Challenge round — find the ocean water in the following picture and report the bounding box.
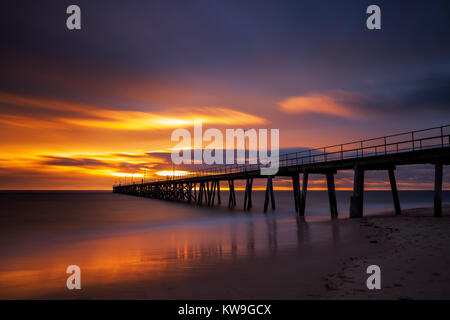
[0,190,448,298]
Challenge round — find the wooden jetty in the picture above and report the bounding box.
[113,125,450,218]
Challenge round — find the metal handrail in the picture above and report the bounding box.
[115,124,450,186]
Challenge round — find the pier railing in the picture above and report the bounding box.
[116,124,450,185]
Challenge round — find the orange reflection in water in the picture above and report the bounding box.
[0,232,169,299]
[0,215,290,299]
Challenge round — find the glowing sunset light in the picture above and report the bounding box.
[61,107,266,130]
[110,172,144,178]
[156,170,190,177]
[0,92,267,131]
[279,92,362,119]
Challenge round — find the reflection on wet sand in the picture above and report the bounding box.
[0,211,345,299]
[266,214,278,255]
[296,216,311,245]
[331,220,341,244]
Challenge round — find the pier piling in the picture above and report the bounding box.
[299,171,308,217]
[350,166,365,218]
[292,174,301,213]
[326,172,338,219]
[435,162,443,217]
[388,168,401,215]
[264,176,276,212]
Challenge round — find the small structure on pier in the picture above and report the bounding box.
[113,125,450,219]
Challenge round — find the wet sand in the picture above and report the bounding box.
[34,209,450,299]
[323,207,450,299]
[100,207,450,300]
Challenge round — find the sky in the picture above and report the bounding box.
[0,0,449,190]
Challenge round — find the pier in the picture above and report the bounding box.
[113,125,450,218]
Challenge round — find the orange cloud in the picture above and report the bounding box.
[62,107,266,130]
[278,91,363,119]
[0,92,267,130]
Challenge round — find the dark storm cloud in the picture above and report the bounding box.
[403,74,450,112]
[333,74,450,116]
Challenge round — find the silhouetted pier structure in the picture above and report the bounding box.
[113,125,450,218]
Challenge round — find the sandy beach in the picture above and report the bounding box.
[322,207,450,299]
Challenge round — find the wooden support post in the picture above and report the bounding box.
[264,177,270,212]
[173,183,176,200]
[232,181,236,207]
[213,180,217,206]
[435,162,443,217]
[208,180,213,206]
[270,176,275,210]
[299,171,308,216]
[248,178,253,210]
[228,180,236,208]
[198,181,203,205]
[217,181,221,205]
[228,180,232,208]
[174,184,178,200]
[326,172,338,219]
[350,166,364,218]
[205,181,210,205]
[264,176,276,212]
[292,174,300,213]
[244,179,249,211]
[194,183,197,203]
[210,180,216,207]
[243,178,253,211]
[197,182,201,204]
[388,168,401,215]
